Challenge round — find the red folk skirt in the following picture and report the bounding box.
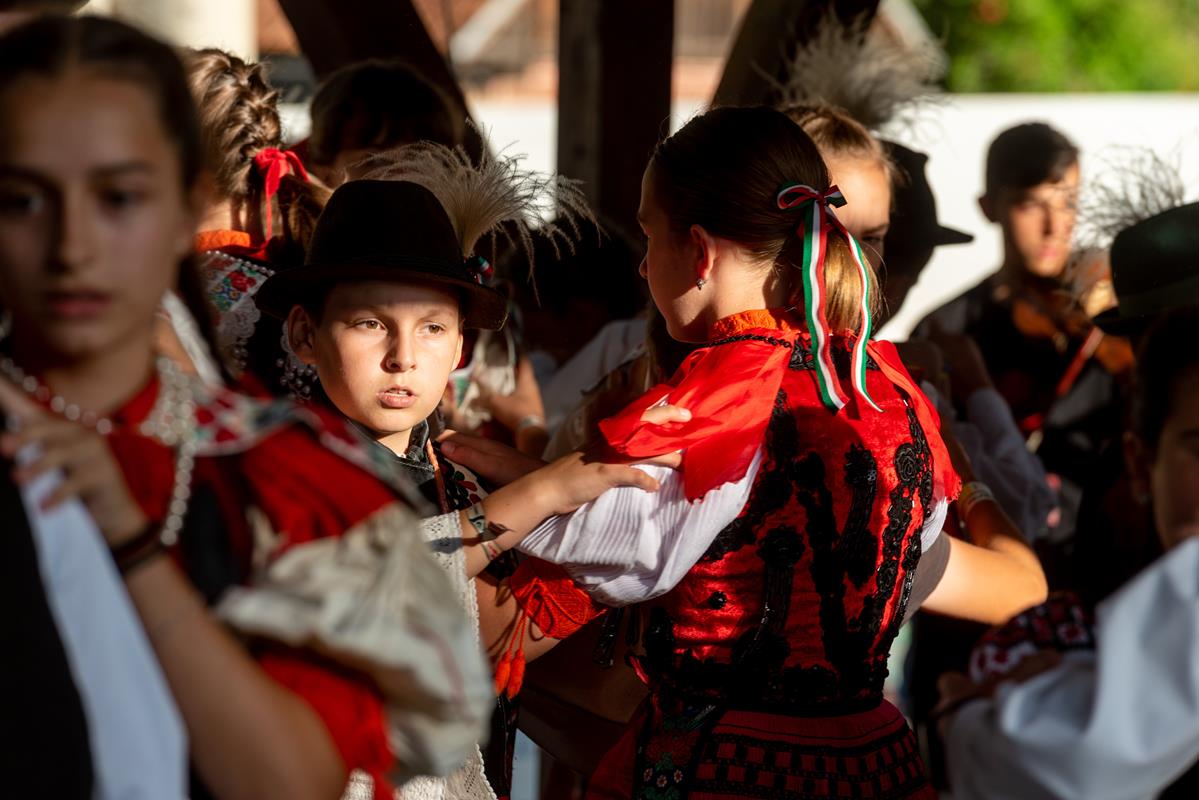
[587,696,934,800]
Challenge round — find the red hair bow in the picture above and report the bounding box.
[253,147,310,239]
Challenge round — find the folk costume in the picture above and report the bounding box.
[1068,198,1199,610]
[0,347,494,800]
[509,185,959,798]
[253,147,593,800]
[947,538,1199,800]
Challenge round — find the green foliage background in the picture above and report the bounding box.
[913,0,1199,91]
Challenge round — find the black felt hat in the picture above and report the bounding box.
[883,141,973,260]
[1093,202,1199,337]
[255,180,508,329]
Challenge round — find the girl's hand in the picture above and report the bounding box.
[514,450,662,518]
[639,403,691,427]
[438,429,546,487]
[0,378,148,546]
[628,403,689,469]
[574,403,691,469]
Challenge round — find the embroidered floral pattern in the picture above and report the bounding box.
[201,251,275,372]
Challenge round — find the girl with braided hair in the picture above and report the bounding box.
[183,48,329,386]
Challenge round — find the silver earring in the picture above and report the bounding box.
[696,278,708,290]
[277,323,317,400]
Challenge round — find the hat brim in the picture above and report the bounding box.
[1092,305,1150,338]
[931,225,974,246]
[255,261,509,330]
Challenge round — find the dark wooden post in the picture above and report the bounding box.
[557,0,675,234]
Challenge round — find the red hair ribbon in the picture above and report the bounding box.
[253,147,309,239]
[776,182,880,413]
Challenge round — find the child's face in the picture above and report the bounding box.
[1150,369,1199,551]
[0,71,195,367]
[288,280,463,449]
[990,163,1080,280]
[824,154,892,270]
[637,164,709,343]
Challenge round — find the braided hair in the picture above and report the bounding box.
[185,48,326,264]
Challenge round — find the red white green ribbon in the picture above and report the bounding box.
[776,182,881,413]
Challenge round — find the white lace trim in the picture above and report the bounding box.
[200,250,275,374]
[342,511,498,800]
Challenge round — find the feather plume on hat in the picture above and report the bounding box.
[1065,146,1189,320]
[774,10,944,132]
[355,135,594,283]
[1073,146,1187,252]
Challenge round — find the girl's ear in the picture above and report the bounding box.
[452,327,465,371]
[285,306,319,366]
[689,224,718,284]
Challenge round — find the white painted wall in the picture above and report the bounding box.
[82,0,257,59]
[873,94,1199,339]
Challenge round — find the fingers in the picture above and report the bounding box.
[37,472,92,511]
[440,430,546,486]
[0,416,85,459]
[11,432,102,488]
[440,430,520,461]
[0,376,44,422]
[637,451,683,469]
[601,463,660,493]
[640,404,692,426]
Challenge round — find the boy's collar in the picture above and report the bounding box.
[348,418,431,464]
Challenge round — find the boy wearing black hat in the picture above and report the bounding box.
[253,155,660,799]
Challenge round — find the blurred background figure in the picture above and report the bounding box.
[305,58,466,184]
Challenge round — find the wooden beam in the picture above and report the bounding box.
[557,0,674,234]
[713,0,879,107]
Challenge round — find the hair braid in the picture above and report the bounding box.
[185,48,326,264]
[186,48,281,203]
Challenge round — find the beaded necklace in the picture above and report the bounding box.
[0,354,197,546]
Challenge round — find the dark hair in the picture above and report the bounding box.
[504,214,647,321]
[651,105,876,330]
[0,15,226,378]
[1134,305,1199,451]
[984,122,1079,198]
[308,59,464,166]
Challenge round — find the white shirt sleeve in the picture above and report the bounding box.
[945,536,1199,800]
[520,446,947,608]
[517,449,764,606]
